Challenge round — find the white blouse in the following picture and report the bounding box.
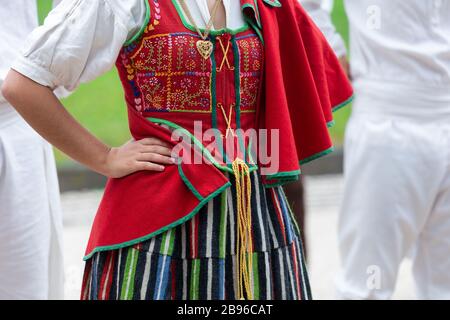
[0,0,39,105]
[12,0,246,93]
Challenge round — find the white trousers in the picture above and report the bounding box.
[336,93,450,300]
[0,105,64,300]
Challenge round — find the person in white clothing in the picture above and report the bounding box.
[302,0,450,299]
[0,1,64,300]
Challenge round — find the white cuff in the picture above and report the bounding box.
[11,55,58,89]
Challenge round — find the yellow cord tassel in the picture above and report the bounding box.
[232,158,253,300]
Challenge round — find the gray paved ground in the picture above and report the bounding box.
[61,175,415,300]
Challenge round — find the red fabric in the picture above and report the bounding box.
[84,0,353,258]
[85,107,230,258]
[254,0,353,178]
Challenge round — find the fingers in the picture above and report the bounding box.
[137,152,175,165]
[127,138,178,174]
[138,137,171,148]
[135,138,173,157]
[139,145,173,157]
[135,161,165,172]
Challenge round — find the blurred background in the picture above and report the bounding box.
[36,0,415,300]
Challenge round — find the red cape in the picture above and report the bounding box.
[84,0,353,259]
[245,0,353,185]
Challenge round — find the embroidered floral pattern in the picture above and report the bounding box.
[236,35,263,112]
[123,32,212,113]
[121,0,163,112]
[119,0,263,114]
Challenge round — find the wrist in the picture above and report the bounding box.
[96,145,114,177]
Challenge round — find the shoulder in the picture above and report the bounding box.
[103,0,147,21]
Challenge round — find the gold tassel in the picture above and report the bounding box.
[232,158,253,300]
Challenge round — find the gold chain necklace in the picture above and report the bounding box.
[179,0,223,59]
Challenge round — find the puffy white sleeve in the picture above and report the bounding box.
[299,0,347,58]
[12,0,148,92]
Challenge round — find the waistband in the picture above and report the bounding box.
[353,79,450,119]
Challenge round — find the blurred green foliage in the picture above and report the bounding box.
[37,0,52,24]
[329,0,351,145]
[37,0,351,166]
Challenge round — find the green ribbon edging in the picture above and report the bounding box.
[148,117,234,173]
[299,146,335,165]
[327,120,336,128]
[83,180,231,260]
[172,0,249,35]
[332,95,354,113]
[265,169,301,180]
[292,95,354,168]
[177,161,204,201]
[264,176,300,189]
[148,117,258,173]
[242,3,264,42]
[262,94,353,186]
[123,0,151,47]
[262,0,282,7]
[263,170,301,189]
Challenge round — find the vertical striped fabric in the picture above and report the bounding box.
[81,172,311,300]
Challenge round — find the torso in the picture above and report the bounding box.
[206,0,226,30]
[345,0,450,88]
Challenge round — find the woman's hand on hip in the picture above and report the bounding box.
[104,138,176,178]
[2,70,176,179]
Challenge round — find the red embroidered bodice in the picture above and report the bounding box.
[85,0,353,274]
[116,0,264,167]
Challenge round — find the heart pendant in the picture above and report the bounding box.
[196,40,213,60]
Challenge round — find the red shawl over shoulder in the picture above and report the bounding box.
[245,0,353,185]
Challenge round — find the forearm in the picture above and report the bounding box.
[2,70,110,175]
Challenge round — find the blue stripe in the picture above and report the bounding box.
[153,255,171,300]
[90,256,100,299]
[171,32,202,38]
[218,260,225,299]
[235,34,258,40]
[276,188,294,243]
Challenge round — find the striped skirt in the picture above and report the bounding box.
[81,171,311,300]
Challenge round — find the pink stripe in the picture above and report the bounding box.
[80,262,93,300]
[291,242,302,299]
[271,189,287,243]
[100,251,116,300]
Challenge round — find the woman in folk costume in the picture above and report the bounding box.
[0,0,64,300]
[3,0,352,300]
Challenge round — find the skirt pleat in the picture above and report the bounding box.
[81,171,311,300]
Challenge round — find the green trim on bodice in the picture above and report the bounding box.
[123,0,151,47]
